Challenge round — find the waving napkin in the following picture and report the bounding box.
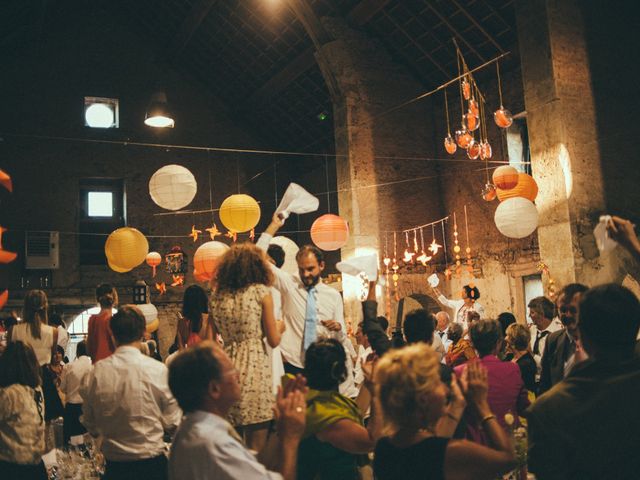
[276,183,319,220]
[336,254,378,280]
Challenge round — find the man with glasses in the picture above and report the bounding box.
[538,283,588,395]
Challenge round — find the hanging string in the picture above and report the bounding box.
[496,61,504,107]
[444,89,451,135]
[420,227,425,252]
[325,155,331,213]
[441,220,449,267]
[401,216,450,233]
[393,231,397,260]
[464,205,471,249]
[413,230,419,251]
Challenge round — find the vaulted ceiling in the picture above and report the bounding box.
[1,0,517,152]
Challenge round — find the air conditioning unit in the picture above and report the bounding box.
[25,231,60,269]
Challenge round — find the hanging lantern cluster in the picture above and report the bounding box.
[491,166,540,239]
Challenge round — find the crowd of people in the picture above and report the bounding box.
[0,213,639,480]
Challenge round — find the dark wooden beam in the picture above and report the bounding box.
[245,0,391,107]
[167,0,219,58]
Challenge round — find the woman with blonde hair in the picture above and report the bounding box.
[209,242,285,451]
[87,283,118,363]
[373,344,515,480]
[504,323,536,393]
[9,290,63,421]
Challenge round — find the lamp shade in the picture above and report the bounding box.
[492,166,519,190]
[136,303,158,326]
[494,197,539,239]
[310,214,349,251]
[496,173,538,202]
[193,241,229,281]
[105,227,149,271]
[149,164,197,211]
[219,194,261,233]
[144,91,174,128]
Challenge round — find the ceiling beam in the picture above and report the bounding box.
[450,0,505,53]
[245,0,391,107]
[167,0,219,58]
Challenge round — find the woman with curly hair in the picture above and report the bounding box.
[373,344,515,480]
[209,242,285,451]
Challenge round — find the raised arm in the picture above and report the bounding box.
[362,280,391,357]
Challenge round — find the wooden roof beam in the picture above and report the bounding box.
[167,0,219,58]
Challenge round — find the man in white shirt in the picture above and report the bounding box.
[433,285,485,332]
[60,340,92,443]
[81,306,181,480]
[256,213,358,398]
[435,311,453,356]
[168,341,306,480]
[527,296,563,384]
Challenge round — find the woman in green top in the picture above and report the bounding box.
[297,338,377,480]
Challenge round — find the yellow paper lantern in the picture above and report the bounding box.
[494,197,539,238]
[310,214,349,251]
[496,173,538,202]
[108,260,131,273]
[219,194,261,233]
[145,318,159,333]
[193,241,229,281]
[105,227,149,271]
[149,164,197,211]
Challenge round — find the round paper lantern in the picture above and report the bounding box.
[193,241,229,281]
[193,268,210,283]
[310,214,349,251]
[149,164,197,211]
[494,197,539,239]
[496,173,538,202]
[137,303,158,326]
[219,194,261,233]
[146,252,162,276]
[492,166,519,190]
[145,318,159,333]
[108,260,131,273]
[105,227,149,271]
[270,236,300,275]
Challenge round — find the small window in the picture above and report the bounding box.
[88,191,113,217]
[506,116,531,175]
[84,96,119,128]
[523,273,544,323]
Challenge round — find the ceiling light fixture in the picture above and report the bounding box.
[144,91,175,128]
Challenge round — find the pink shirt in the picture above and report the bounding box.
[455,355,530,444]
[87,310,115,364]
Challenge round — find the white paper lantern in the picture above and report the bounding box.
[494,197,539,239]
[149,164,197,211]
[269,236,299,276]
[136,303,158,326]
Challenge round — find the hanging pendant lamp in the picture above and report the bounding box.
[144,91,175,128]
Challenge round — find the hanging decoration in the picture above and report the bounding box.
[463,205,474,276]
[165,246,187,285]
[383,233,392,319]
[441,220,451,280]
[494,197,539,239]
[537,262,558,298]
[493,62,513,128]
[496,173,538,202]
[155,282,167,295]
[310,214,349,251]
[219,194,261,233]
[416,228,432,266]
[481,183,497,202]
[443,90,457,155]
[193,241,229,282]
[225,230,238,241]
[145,252,162,277]
[0,290,8,310]
[148,164,197,211]
[452,213,462,277]
[403,231,415,263]
[205,224,221,240]
[249,228,255,241]
[428,223,442,256]
[188,225,202,242]
[105,227,149,273]
[0,227,17,264]
[0,169,13,192]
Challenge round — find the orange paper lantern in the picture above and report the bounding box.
[193,241,229,281]
[496,173,538,202]
[146,252,162,277]
[310,214,349,251]
[0,290,8,310]
[492,166,520,190]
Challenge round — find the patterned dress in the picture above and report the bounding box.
[210,284,273,426]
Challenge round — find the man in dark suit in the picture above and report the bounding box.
[537,283,588,394]
[527,283,640,480]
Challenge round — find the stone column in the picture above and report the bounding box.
[516,0,627,287]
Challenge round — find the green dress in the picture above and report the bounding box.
[297,389,364,480]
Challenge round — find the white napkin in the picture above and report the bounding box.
[337,254,378,280]
[594,215,618,252]
[427,273,440,287]
[275,183,319,220]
